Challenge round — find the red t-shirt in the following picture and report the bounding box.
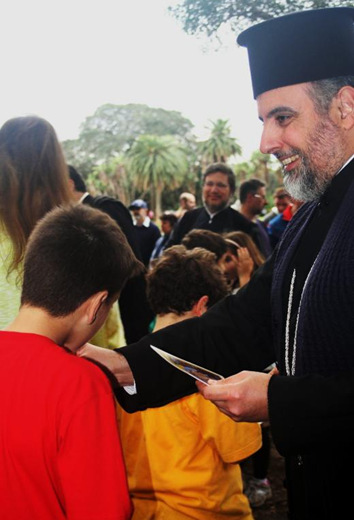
[0,331,132,520]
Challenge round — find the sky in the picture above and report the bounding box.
[1,0,263,161]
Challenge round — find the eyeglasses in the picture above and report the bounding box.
[204,181,229,189]
[253,193,266,200]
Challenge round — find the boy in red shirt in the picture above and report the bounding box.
[0,204,143,520]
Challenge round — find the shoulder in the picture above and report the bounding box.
[178,207,204,226]
[47,344,113,399]
[226,207,255,229]
[87,195,128,214]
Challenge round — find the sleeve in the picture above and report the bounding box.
[115,254,276,412]
[57,374,132,520]
[192,396,262,463]
[268,372,354,456]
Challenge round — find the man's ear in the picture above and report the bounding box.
[334,86,354,129]
[193,295,209,317]
[86,291,109,325]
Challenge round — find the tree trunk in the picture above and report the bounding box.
[155,184,163,220]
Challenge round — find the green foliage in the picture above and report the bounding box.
[62,103,195,174]
[127,134,190,216]
[169,0,352,37]
[198,119,242,164]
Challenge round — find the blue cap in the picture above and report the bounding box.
[129,199,148,209]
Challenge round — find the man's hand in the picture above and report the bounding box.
[77,344,134,387]
[196,370,275,423]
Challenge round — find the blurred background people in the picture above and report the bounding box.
[129,199,160,266]
[150,211,178,263]
[0,116,71,329]
[168,163,260,249]
[239,179,272,258]
[267,198,303,248]
[263,187,291,225]
[223,231,265,293]
[174,191,196,219]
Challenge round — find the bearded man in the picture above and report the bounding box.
[79,8,354,519]
[167,162,262,252]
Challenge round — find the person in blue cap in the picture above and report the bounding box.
[80,8,354,519]
[129,199,161,266]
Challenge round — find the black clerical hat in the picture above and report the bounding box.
[237,7,354,98]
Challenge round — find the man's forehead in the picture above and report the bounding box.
[257,83,313,120]
[205,171,228,179]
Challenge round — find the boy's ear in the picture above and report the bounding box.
[193,295,209,317]
[86,291,109,325]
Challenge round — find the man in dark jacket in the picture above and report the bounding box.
[79,8,354,519]
[68,167,153,343]
[168,163,261,251]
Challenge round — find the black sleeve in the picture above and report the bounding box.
[268,371,354,456]
[115,254,276,412]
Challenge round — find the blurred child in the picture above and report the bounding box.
[0,204,144,519]
[117,245,261,519]
[223,231,265,293]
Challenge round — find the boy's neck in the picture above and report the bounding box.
[154,311,196,332]
[6,306,74,351]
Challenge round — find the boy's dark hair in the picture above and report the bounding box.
[21,204,144,316]
[146,245,228,315]
[68,164,87,192]
[203,163,236,194]
[182,229,227,261]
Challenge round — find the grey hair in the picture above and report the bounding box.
[307,76,354,115]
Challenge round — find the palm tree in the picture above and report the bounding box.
[127,135,189,217]
[198,119,242,165]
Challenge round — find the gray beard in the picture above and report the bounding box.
[283,159,333,202]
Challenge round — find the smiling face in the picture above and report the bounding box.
[257,83,348,201]
[203,172,232,213]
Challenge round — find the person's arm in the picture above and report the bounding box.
[80,254,275,412]
[197,368,354,459]
[78,344,135,386]
[116,255,275,412]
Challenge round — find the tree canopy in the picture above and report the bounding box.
[62,103,194,175]
[198,119,242,164]
[169,0,352,37]
[127,134,190,217]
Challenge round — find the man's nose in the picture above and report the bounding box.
[259,124,282,155]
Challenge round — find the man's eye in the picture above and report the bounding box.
[276,115,291,125]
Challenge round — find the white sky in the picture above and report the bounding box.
[1,0,262,161]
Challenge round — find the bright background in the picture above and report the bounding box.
[1,0,262,160]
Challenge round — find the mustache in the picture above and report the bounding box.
[273,149,301,161]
